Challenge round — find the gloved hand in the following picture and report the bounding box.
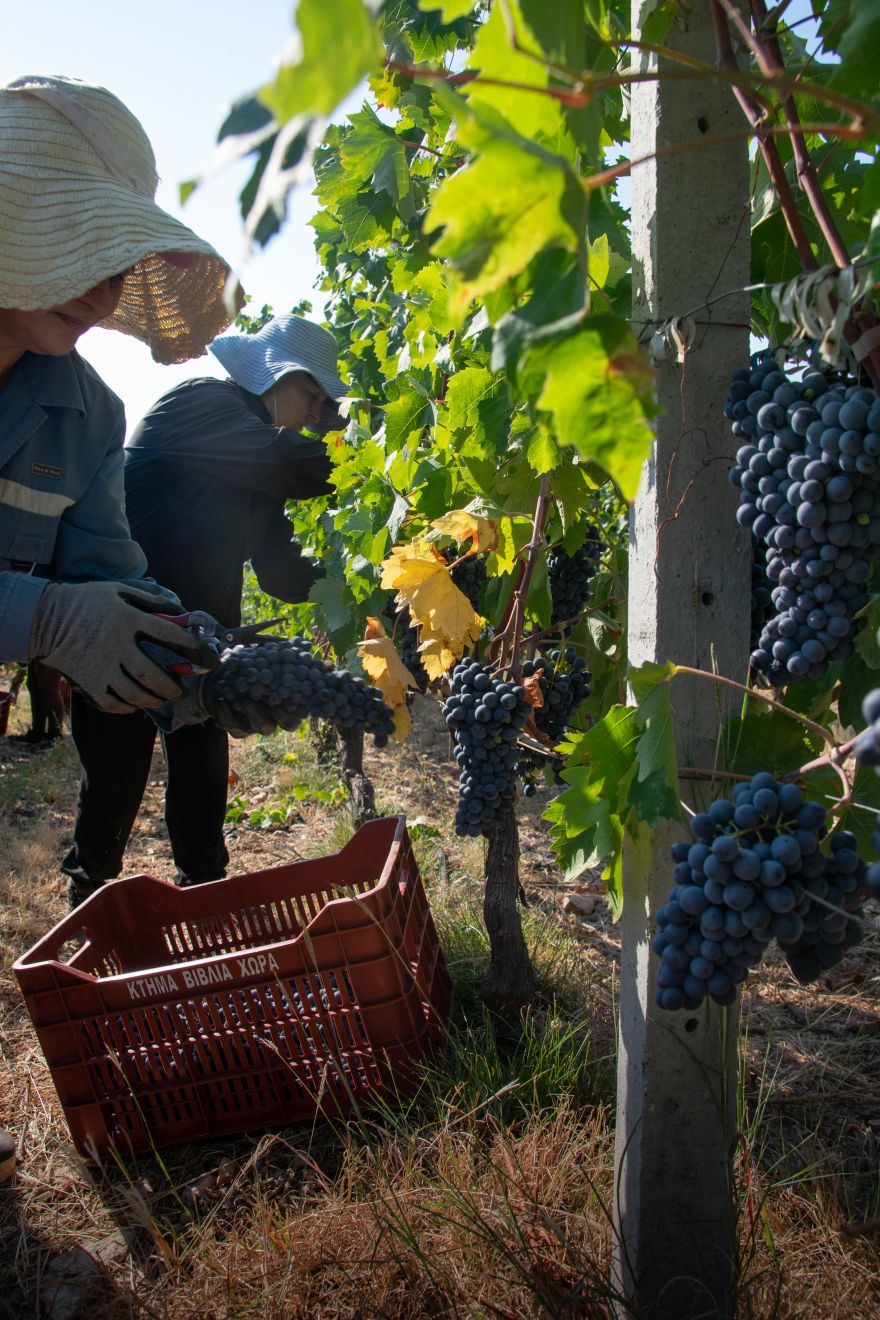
[29,581,219,714]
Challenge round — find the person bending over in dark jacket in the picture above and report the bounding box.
[61,315,345,893]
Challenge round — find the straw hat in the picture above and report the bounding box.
[0,74,243,364]
[209,315,347,400]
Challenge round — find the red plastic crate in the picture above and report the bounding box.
[14,817,451,1157]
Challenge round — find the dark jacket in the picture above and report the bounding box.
[0,351,171,662]
[124,377,332,627]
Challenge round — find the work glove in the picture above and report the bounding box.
[29,581,219,714]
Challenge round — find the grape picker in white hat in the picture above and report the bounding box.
[0,73,241,749]
[61,313,347,895]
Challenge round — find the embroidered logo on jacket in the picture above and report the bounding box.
[32,462,65,479]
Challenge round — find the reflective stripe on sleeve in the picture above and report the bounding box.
[0,478,75,518]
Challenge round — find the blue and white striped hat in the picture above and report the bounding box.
[208,314,346,401]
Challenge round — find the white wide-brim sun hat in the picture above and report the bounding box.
[0,74,243,364]
[209,315,347,431]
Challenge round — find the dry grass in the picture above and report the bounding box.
[0,690,879,1317]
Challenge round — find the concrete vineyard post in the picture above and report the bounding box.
[613,1,751,1314]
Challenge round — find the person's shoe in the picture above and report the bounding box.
[8,730,54,749]
[67,877,104,912]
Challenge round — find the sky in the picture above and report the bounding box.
[2,0,335,431]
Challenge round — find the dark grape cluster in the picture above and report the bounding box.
[853,686,880,898]
[654,773,866,1011]
[548,530,603,627]
[442,661,530,836]
[727,358,880,684]
[750,540,773,650]
[442,548,487,612]
[203,636,395,745]
[521,647,592,746]
[776,830,866,983]
[397,607,429,693]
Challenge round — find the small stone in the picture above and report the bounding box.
[41,1248,104,1320]
[562,893,596,918]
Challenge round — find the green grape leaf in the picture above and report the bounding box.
[310,577,358,651]
[549,462,596,534]
[465,0,572,147]
[426,89,587,321]
[261,0,383,122]
[526,425,560,475]
[384,384,436,450]
[638,0,680,44]
[546,697,679,903]
[839,765,880,859]
[417,0,477,20]
[628,659,677,703]
[631,682,681,823]
[831,0,880,100]
[723,704,826,780]
[520,316,658,500]
[837,651,877,732]
[445,366,498,432]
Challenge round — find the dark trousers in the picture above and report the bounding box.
[61,693,230,884]
[26,660,68,739]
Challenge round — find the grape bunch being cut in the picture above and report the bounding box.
[727,357,880,685]
[201,635,395,744]
[548,530,604,628]
[653,773,867,1011]
[442,661,530,837]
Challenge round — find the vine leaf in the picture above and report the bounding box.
[518,315,660,501]
[358,617,418,740]
[431,509,498,552]
[426,88,586,321]
[464,0,572,146]
[261,0,383,123]
[380,540,482,680]
[723,705,825,780]
[522,671,545,710]
[416,0,475,21]
[544,688,680,913]
[832,1,880,100]
[308,576,352,634]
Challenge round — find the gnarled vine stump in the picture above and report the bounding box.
[338,727,376,829]
[481,798,536,1015]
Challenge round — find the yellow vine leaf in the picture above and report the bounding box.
[431,509,498,554]
[380,540,482,677]
[357,616,417,741]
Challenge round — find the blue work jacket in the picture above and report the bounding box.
[0,350,173,661]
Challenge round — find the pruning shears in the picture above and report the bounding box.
[145,610,285,677]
